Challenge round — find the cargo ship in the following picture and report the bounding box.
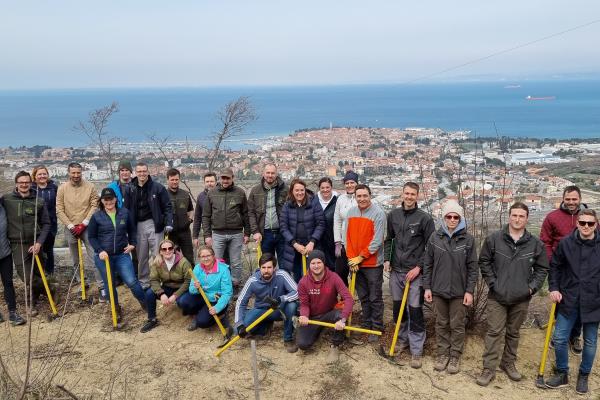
[525,95,556,101]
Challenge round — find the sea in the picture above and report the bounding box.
[0,80,599,147]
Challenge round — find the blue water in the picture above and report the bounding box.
[0,81,599,147]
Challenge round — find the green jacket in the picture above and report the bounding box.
[202,183,250,237]
[2,190,51,245]
[149,252,192,298]
[247,177,287,235]
[168,188,193,232]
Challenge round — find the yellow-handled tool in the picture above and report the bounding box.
[104,258,118,328]
[389,280,411,356]
[77,239,86,300]
[306,319,382,336]
[189,269,227,336]
[346,271,357,337]
[302,255,307,276]
[535,302,557,388]
[34,255,57,315]
[256,241,262,267]
[215,308,275,357]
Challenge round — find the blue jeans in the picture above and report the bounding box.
[144,286,177,320]
[554,309,599,374]
[94,253,146,307]
[261,229,285,262]
[211,232,244,284]
[243,302,298,342]
[177,292,229,328]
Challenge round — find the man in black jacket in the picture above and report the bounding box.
[166,168,194,264]
[127,162,173,287]
[476,202,549,386]
[192,172,217,248]
[545,209,600,395]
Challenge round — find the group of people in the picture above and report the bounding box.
[0,160,598,394]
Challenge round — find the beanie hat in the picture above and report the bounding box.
[343,170,359,183]
[441,200,465,221]
[118,160,133,173]
[307,250,326,265]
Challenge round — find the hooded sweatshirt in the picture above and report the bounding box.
[333,192,357,244]
[298,268,354,319]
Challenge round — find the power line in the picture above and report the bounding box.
[406,18,600,84]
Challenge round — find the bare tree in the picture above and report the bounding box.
[146,132,173,167]
[73,102,120,178]
[208,96,257,172]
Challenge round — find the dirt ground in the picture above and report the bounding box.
[1,256,598,400]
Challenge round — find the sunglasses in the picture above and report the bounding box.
[445,215,460,221]
[160,246,174,252]
[578,221,596,227]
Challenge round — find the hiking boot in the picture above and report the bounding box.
[326,345,340,364]
[29,306,39,318]
[367,334,379,344]
[348,334,367,346]
[447,356,460,374]
[394,341,409,354]
[476,368,495,386]
[500,362,522,381]
[576,372,589,394]
[570,337,583,356]
[187,320,198,331]
[140,319,159,333]
[285,340,298,353]
[433,355,450,372]
[9,311,26,326]
[410,355,422,369]
[546,371,569,389]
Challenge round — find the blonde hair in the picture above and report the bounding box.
[32,165,50,183]
[151,239,176,269]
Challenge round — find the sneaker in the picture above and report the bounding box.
[433,355,450,372]
[546,371,569,389]
[576,372,589,394]
[367,334,379,344]
[187,320,198,331]
[348,334,367,346]
[29,306,39,318]
[140,319,159,333]
[410,355,422,369]
[99,289,108,304]
[476,368,496,386]
[9,311,26,326]
[570,337,583,356]
[326,345,340,364]
[285,340,299,353]
[500,362,522,381]
[447,356,460,374]
[549,339,554,349]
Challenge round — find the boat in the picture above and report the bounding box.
[526,95,556,101]
[504,85,521,89]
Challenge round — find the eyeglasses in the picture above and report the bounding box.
[160,246,174,252]
[578,221,596,227]
[445,215,460,221]
[16,181,32,185]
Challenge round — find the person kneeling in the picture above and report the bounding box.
[296,250,353,363]
[177,246,232,332]
[140,239,192,333]
[235,253,299,352]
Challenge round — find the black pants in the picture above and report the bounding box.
[335,246,349,287]
[42,232,56,274]
[11,242,45,300]
[0,254,17,311]
[170,229,195,265]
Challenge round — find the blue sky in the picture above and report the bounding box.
[1,1,599,89]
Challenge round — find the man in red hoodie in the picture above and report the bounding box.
[296,250,354,363]
[540,185,585,355]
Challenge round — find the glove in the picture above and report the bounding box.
[265,296,280,310]
[164,226,174,234]
[71,224,86,238]
[237,324,248,338]
[335,242,343,258]
[348,255,365,267]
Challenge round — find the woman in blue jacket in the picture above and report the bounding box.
[88,188,146,327]
[177,245,233,332]
[32,165,58,275]
[280,179,325,282]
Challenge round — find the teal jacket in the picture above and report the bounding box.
[188,260,233,313]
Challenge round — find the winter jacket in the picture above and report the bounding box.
[87,207,137,256]
[280,196,326,272]
[422,220,478,299]
[248,177,287,235]
[192,189,208,239]
[32,180,58,235]
[127,176,173,233]
[202,183,250,237]
[0,203,11,259]
[2,190,50,245]
[333,192,357,244]
[107,180,132,209]
[298,268,354,319]
[149,252,192,299]
[234,268,298,326]
[540,203,587,260]
[312,193,338,269]
[344,203,386,267]
[479,225,549,305]
[549,230,600,323]
[384,203,435,273]
[188,260,233,313]
[168,188,193,232]
[56,180,98,226]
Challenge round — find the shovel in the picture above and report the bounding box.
[535,302,557,388]
[34,255,58,316]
